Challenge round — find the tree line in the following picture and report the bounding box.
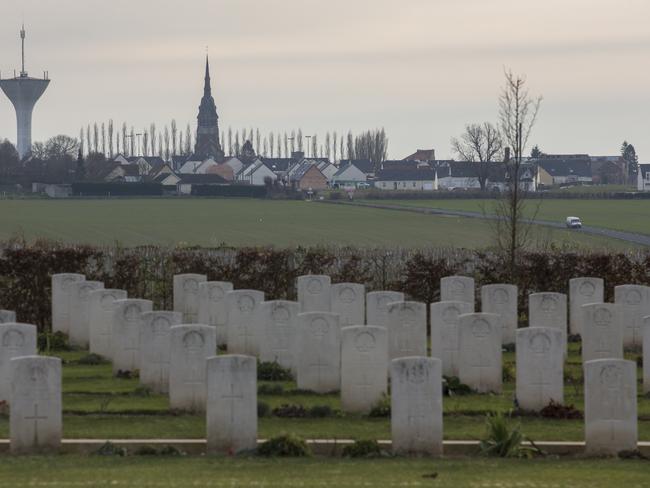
[77,120,388,164]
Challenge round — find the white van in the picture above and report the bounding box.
[566,216,583,229]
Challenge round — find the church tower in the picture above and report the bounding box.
[194,56,224,161]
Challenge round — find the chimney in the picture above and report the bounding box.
[292,151,305,161]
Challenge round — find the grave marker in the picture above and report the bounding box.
[569,278,604,336]
[0,322,37,402]
[481,284,518,344]
[296,312,341,393]
[386,301,427,360]
[581,303,623,363]
[173,274,207,323]
[51,273,85,334]
[614,285,650,348]
[225,290,265,356]
[0,310,16,323]
[88,289,127,358]
[331,283,365,327]
[111,299,153,374]
[297,275,331,313]
[440,276,475,307]
[139,311,183,394]
[259,300,300,372]
[458,313,502,393]
[430,301,473,377]
[198,281,234,346]
[366,291,405,328]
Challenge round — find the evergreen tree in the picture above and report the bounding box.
[75,149,86,181]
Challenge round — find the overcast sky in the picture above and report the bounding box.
[1,0,648,160]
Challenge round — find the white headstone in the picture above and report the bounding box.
[51,273,85,334]
[206,354,257,454]
[297,275,331,313]
[69,281,104,348]
[529,292,567,353]
[430,301,473,377]
[614,285,650,348]
[458,313,502,393]
[0,323,37,402]
[391,357,443,456]
[173,273,207,323]
[139,311,183,394]
[296,312,341,393]
[386,301,427,360]
[198,281,234,346]
[481,284,518,345]
[259,300,300,372]
[10,356,62,454]
[341,325,388,413]
[515,327,564,411]
[111,299,153,374]
[569,278,604,336]
[581,303,623,363]
[225,290,265,356]
[169,324,217,412]
[366,291,405,328]
[331,283,365,327]
[584,359,637,456]
[643,315,650,394]
[0,310,16,323]
[88,289,127,358]
[440,276,475,307]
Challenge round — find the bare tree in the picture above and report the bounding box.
[234,131,240,155]
[451,122,503,190]
[353,128,388,171]
[269,132,275,158]
[255,128,261,154]
[108,119,114,157]
[150,123,157,157]
[311,134,318,158]
[92,123,99,153]
[86,125,91,155]
[494,69,542,276]
[79,128,85,156]
[346,131,354,160]
[143,130,149,156]
[171,119,178,156]
[297,129,303,152]
[163,126,170,161]
[277,132,282,158]
[185,124,192,155]
[227,127,233,156]
[263,137,268,156]
[332,131,338,162]
[129,126,135,157]
[325,132,331,160]
[178,132,183,158]
[122,123,128,155]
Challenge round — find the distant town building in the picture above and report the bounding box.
[638,164,650,191]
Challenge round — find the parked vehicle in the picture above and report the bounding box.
[566,216,583,229]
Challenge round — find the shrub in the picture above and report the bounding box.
[272,404,307,418]
[367,394,391,418]
[159,445,184,456]
[95,441,126,457]
[77,353,108,365]
[308,405,335,418]
[257,434,311,457]
[502,363,515,382]
[134,445,158,456]
[257,361,293,381]
[38,331,71,352]
[342,440,383,458]
[443,376,473,396]
[479,412,541,458]
[539,400,583,420]
[257,402,271,418]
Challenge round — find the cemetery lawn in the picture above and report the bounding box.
[0,198,633,250]
[1,457,649,487]
[0,346,649,442]
[362,198,650,236]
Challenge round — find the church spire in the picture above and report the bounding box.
[204,55,211,96]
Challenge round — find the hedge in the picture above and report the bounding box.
[0,240,648,332]
[71,182,163,196]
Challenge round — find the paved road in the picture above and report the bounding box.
[325,200,650,247]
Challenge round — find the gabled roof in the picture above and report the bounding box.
[290,162,325,181]
[639,163,650,173]
[339,159,374,174]
[260,157,294,172]
[332,163,367,179]
[403,149,435,162]
[375,167,435,181]
[537,158,592,177]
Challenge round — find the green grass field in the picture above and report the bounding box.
[363,198,650,236]
[0,198,636,250]
[0,346,647,442]
[0,456,648,487]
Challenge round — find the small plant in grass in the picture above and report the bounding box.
[618,449,649,460]
[116,370,135,379]
[98,395,113,413]
[342,439,383,458]
[159,445,184,456]
[77,353,108,365]
[540,400,583,420]
[257,401,271,418]
[368,394,391,418]
[567,333,581,343]
[502,363,515,382]
[95,441,126,457]
[257,361,293,381]
[272,404,307,418]
[217,344,228,354]
[479,412,541,458]
[308,405,336,418]
[502,343,515,353]
[257,434,311,457]
[443,376,473,396]
[258,384,284,395]
[37,331,71,352]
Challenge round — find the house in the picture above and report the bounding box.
[331,162,368,189]
[590,156,626,185]
[154,172,181,187]
[436,161,481,190]
[207,162,235,182]
[315,160,337,181]
[176,173,228,195]
[148,160,175,180]
[638,164,650,191]
[236,159,277,186]
[221,157,245,175]
[289,161,328,191]
[171,155,190,172]
[260,157,294,177]
[113,154,129,165]
[403,149,436,162]
[374,167,436,191]
[535,158,592,186]
[127,156,166,176]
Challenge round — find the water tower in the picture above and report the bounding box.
[0,25,50,159]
